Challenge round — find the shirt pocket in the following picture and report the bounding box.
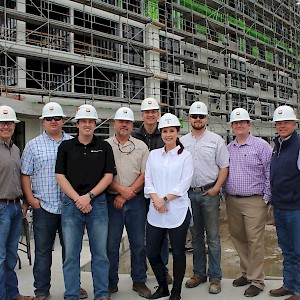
[200,143,216,160]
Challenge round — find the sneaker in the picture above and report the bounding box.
[269,286,294,297]
[109,284,118,294]
[80,287,88,299]
[233,276,250,287]
[133,282,152,298]
[166,272,173,285]
[185,274,207,288]
[209,280,221,294]
[244,285,263,297]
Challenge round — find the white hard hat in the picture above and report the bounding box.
[158,113,181,129]
[73,104,100,123]
[141,98,160,111]
[229,108,251,123]
[0,105,20,123]
[272,105,298,122]
[114,107,135,121]
[39,102,66,119]
[189,101,208,115]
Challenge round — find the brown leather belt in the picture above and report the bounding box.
[0,197,21,204]
[189,181,216,193]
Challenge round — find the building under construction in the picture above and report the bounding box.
[1,0,300,147]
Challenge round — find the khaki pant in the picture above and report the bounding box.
[226,195,268,289]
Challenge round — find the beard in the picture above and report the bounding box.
[191,123,206,131]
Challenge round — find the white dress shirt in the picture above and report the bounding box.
[144,146,193,228]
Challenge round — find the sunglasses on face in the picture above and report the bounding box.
[44,116,63,122]
[0,121,14,127]
[190,114,206,120]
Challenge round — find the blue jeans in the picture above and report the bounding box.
[32,207,64,296]
[189,191,222,280]
[62,194,109,300]
[274,208,300,296]
[0,202,22,300]
[107,193,147,285]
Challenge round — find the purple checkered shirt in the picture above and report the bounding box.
[224,134,272,202]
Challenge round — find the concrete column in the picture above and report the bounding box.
[16,0,26,88]
[144,23,161,100]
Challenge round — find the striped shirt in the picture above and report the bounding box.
[223,134,272,202]
[21,131,72,214]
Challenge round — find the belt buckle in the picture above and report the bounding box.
[192,187,204,193]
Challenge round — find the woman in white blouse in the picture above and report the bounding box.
[144,113,193,300]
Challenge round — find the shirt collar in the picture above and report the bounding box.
[190,128,207,140]
[74,134,97,146]
[43,130,66,142]
[161,145,180,155]
[233,133,253,146]
[112,134,133,145]
[0,138,13,149]
[278,134,292,145]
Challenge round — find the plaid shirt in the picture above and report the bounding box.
[224,134,272,202]
[21,131,72,214]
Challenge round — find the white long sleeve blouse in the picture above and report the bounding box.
[144,145,194,228]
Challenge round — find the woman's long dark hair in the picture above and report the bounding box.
[175,126,184,154]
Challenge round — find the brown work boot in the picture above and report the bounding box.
[132,282,152,298]
[209,279,221,294]
[185,274,207,288]
[233,276,250,287]
[285,296,300,300]
[80,287,88,299]
[244,285,263,297]
[109,284,118,294]
[269,286,294,297]
[100,298,110,300]
[13,296,34,300]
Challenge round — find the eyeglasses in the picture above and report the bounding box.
[190,114,206,120]
[115,139,136,155]
[44,116,63,122]
[0,121,14,127]
[232,120,249,126]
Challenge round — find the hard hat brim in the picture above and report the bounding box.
[71,118,101,124]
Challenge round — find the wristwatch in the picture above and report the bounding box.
[88,191,95,200]
[163,196,169,204]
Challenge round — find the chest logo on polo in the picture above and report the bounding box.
[91,150,103,153]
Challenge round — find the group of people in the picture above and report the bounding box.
[0,98,299,300]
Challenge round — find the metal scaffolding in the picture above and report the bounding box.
[1,0,300,138]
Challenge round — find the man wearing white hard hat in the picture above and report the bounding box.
[55,104,116,300]
[181,101,229,294]
[223,107,272,297]
[106,107,151,298]
[132,98,172,284]
[21,102,88,299]
[269,105,300,300]
[0,106,33,300]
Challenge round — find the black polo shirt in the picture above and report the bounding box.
[55,135,116,195]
